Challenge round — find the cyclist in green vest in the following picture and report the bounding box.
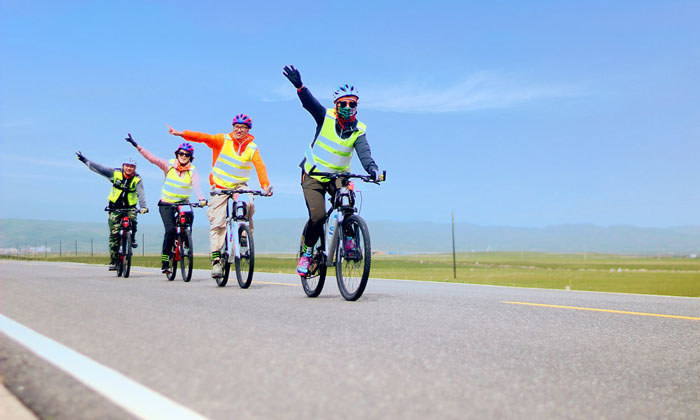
[282,65,382,276]
[125,134,208,273]
[76,151,148,271]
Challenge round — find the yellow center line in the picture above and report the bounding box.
[502,301,700,321]
[256,281,300,287]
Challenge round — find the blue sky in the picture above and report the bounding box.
[1,0,698,228]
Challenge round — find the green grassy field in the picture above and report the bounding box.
[4,252,699,297]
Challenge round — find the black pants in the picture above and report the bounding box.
[158,203,194,255]
[301,171,338,248]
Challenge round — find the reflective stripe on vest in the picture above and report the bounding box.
[108,171,140,206]
[160,159,195,203]
[211,134,257,188]
[304,109,365,182]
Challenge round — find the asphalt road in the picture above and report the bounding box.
[1,260,699,419]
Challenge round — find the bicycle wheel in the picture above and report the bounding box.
[180,229,193,282]
[116,245,124,277]
[235,224,254,289]
[216,251,230,287]
[299,221,326,298]
[115,231,125,277]
[336,215,371,301]
[123,231,133,278]
[166,242,177,281]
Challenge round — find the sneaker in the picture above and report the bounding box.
[108,261,117,271]
[240,231,248,247]
[131,238,138,249]
[344,237,361,260]
[161,261,170,274]
[296,253,312,277]
[211,259,223,278]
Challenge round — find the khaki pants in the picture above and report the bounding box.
[207,187,255,254]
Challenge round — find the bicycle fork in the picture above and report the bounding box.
[324,210,342,266]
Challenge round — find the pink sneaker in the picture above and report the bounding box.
[297,253,312,276]
[344,237,356,252]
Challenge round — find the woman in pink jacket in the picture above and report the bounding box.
[126,134,207,273]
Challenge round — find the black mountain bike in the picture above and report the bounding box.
[210,189,271,288]
[299,170,385,301]
[105,207,145,278]
[163,203,203,282]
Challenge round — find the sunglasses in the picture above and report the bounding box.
[177,152,191,157]
[337,100,357,108]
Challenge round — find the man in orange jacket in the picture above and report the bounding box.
[168,114,272,278]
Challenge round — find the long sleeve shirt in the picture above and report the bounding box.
[136,145,206,202]
[81,157,147,209]
[297,86,378,174]
[180,130,270,189]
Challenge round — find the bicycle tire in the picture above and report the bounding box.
[216,251,230,287]
[299,221,326,297]
[335,215,371,301]
[166,242,177,281]
[180,229,193,282]
[123,231,133,278]
[235,224,254,289]
[116,231,125,277]
[116,251,124,277]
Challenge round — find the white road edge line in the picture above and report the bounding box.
[0,313,211,420]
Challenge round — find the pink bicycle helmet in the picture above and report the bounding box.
[232,114,252,128]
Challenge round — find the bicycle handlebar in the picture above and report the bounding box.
[308,168,387,184]
[105,207,147,212]
[210,189,271,197]
[160,202,205,208]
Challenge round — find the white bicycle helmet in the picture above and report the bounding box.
[122,157,137,167]
[333,84,359,102]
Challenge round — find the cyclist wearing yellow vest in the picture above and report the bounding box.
[167,115,272,278]
[76,151,148,271]
[125,134,207,273]
[282,65,381,276]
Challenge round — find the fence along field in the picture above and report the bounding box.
[3,245,699,297]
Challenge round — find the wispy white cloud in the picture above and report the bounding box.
[362,73,585,113]
[1,153,81,169]
[0,118,43,128]
[262,72,585,113]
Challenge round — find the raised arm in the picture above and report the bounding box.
[76,151,116,180]
[125,133,169,173]
[283,65,326,126]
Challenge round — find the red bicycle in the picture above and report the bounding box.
[105,207,145,278]
[163,203,203,282]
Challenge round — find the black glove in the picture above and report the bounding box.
[283,65,303,89]
[125,133,138,148]
[370,168,385,182]
[76,151,87,163]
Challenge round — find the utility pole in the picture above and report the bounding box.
[452,211,456,279]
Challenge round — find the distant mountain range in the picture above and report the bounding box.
[1,218,698,255]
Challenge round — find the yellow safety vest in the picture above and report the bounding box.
[304,109,365,182]
[108,171,140,206]
[160,159,195,203]
[211,134,257,188]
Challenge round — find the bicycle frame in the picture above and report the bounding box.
[210,189,269,264]
[316,177,365,267]
[225,199,249,263]
[173,204,194,261]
